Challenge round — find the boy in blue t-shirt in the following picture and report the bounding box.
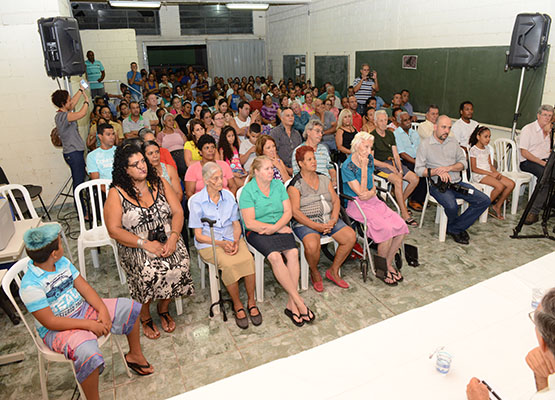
[19,224,153,399]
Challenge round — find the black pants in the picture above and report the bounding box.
[520,160,548,214]
[403,160,427,204]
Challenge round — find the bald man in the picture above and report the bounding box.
[415,115,490,244]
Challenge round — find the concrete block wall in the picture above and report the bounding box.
[80,29,139,95]
[0,0,73,205]
[267,0,555,125]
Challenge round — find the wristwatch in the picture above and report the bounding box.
[137,238,144,248]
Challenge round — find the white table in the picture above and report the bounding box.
[173,252,555,400]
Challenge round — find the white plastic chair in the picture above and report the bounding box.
[2,257,131,400]
[418,178,467,242]
[494,138,534,214]
[294,233,338,291]
[74,180,126,284]
[0,184,73,263]
[236,186,266,302]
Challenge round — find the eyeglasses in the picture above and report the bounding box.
[529,310,536,324]
[128,159,146,169]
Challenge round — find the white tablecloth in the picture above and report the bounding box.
[173,252,555,400]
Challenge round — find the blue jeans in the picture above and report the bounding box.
[63,150,87,214]
[429,182,490,234]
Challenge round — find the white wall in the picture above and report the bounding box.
[80,29,139,95]
[267,0,555,121]
[136,5,267,72]
[0,0,73,205]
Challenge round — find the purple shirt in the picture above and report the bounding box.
[261,103,279,122]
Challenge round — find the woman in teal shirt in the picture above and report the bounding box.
[239,156,315,327]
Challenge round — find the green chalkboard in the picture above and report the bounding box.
[315,56,348,98]
[356,46,549,129]
[283,55,297,83]
[147,45,206,68]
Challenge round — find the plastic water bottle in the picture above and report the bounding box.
[532,288,544,309]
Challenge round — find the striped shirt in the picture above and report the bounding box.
[352,76,375,105]
[291,142,333,177]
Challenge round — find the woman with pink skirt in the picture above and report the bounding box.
[341,131,409,286]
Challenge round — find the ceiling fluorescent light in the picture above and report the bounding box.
[109,1,161,8]
[226,3,270,10]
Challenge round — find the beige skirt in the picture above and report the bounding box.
[198,238,255,286]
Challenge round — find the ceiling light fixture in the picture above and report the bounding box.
[109,1,161,8]
[226,3,270,10]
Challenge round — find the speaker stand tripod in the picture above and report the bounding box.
[510,67,526,141]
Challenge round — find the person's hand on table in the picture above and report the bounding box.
[466,377,490,400]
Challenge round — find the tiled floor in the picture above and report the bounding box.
[0,201,553,399]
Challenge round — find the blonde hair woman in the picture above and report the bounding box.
[335,108,358,163]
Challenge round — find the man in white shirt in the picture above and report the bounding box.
[142,92,159,130]
[230,101,255,142]
[467,287,555,400]
[519,104,554,224]
[122,101,148,138]
[451,101,478,148]
[418,104,440,139]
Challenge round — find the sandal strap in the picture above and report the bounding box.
[248,306,259,315]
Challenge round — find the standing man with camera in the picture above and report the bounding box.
[415,115,490,244]
[353,63,379,116]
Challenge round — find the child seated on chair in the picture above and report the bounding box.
[468,126,515,220]
[19,223,153,400]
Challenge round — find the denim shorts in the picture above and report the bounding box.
[293,218,348,241]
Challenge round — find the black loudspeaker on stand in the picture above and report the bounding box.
[505,13,551,140]
[37,17,85,78]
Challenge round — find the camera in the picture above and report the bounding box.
[148,226,167,243]
[434,180,474,195]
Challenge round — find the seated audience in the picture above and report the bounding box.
[393,112,427,210]
[302,91,315,115]
[467,288,555,399]
[143,92,159,130]
[335,109,358,164]
[270,107,302,171]
[184,119,206,167]
[139,128,177,170]
[385,93,406,120]
[189,162,261,329]
[185,134,236,198]
[292,120,337,186]
[261,94,279,127]
[417,104,440,139]
[230,101,252,141]
[200,109,213,133]
[387,107,403,131]
[371,110,419,226]
[325,96,340,120]
[341,132,408,285]
[249,89,263,113]
[208,111,225,143]
[291,101,310,134]
[117,102,130,123]
[361,106,376,133]
[86,123,116,181]
[218,126,248,187]
[518,104,554,224]
[143,140,183,202]
[255,134,291,182]
[105,144,194,339]
[452,101,479,148]
[239,156,315,327]
[288,146,356,292]
[348,95,363,131]
[400,89,416,119]
[19,223,153,400]
[415,115,491,244]
[468,126,515,220]
[122,101,148,139]
[239,123,261,173]
[341,97,349,110]
[156,113,187,180]
[310,98,337,151]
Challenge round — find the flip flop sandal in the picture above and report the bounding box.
[125,354,153,376]
[405,217,418,227]
[284,308,304,327]
[157,306,176,333]
[375,268,398,286]
[299,306,316,324]
[140,318,160,340]
[391,269,404,283]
